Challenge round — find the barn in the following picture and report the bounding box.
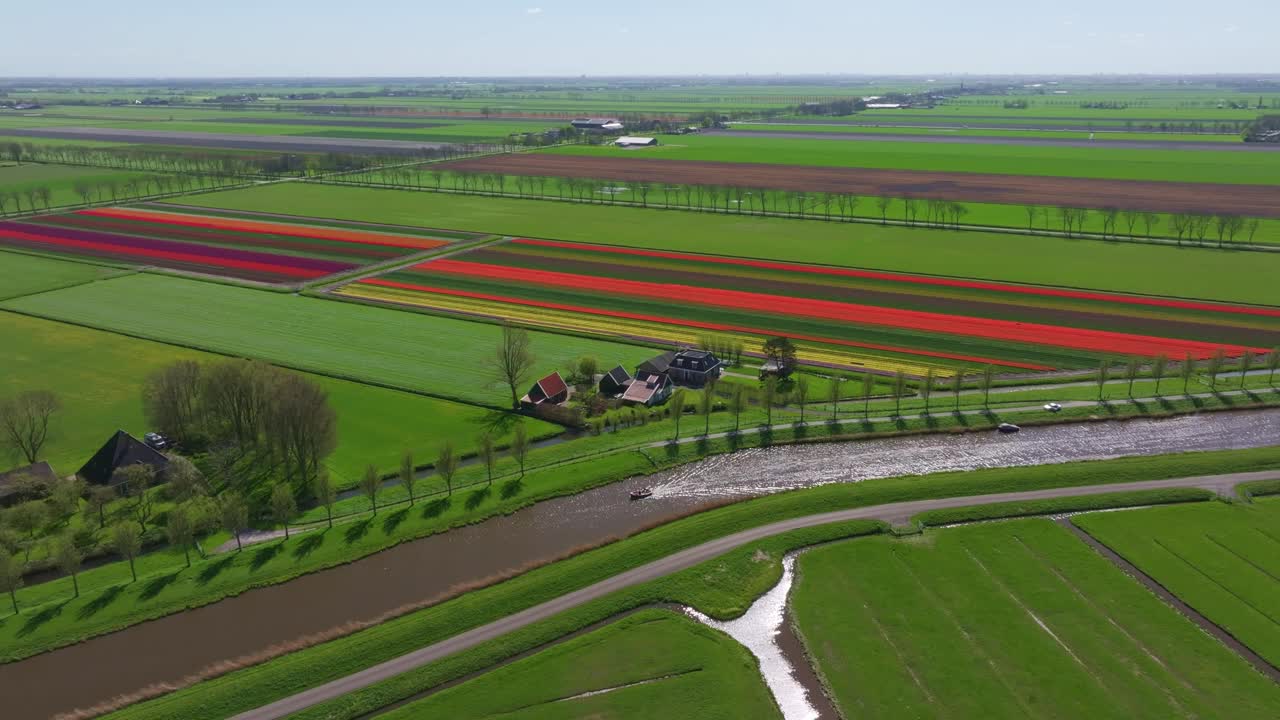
[571,118,624,132]
[614,136,658,148]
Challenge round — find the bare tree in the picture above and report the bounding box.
[877,196,892,225]
[670,388,687,441]
[143,360,201,442]
[980,365,995,407]
[436,441,458,496]
[1121,209,1140,237]
[730,384,748,432]
[1181,353,1196,395]
[265,372,338,486]
[478,432,497,486]
[0,550,23,614]
[952,371,964,411]
[1268,346,1280,386]
[0,390,61,463]
[400,452,418,506]
[85,485,116,529]
[700,380,717,436]
[166,506,195,567]
[360,465,383,516]
[1125,356,1140,396]
[1024,205,1039,231]
[1100,207,1119,239]
[219,492,249,550]
[491,324,536,409]
[1142,212,1160,238]
[920,368,935,415]
[270,482,296,539]
[511,424,530,477]
[828,376,842,422]
[794,376,809,424]
[54,533,82,597]
[1152,354,1168,397]
[110,522,143,582]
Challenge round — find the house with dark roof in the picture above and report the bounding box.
[571,117,624,132]
[599,365,633,397]
[0,461,58,507]
[622,372,673,406]
[667,349,723,387]
[77,430,169,486]
[521,372,571,408]
[636,351,676,378]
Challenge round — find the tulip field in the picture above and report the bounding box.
[0,206,456,284]
[333,238,1278,375]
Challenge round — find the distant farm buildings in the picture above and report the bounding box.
[571,118,624,132]
[614,136,658,148]
[78,430,169,486]
[595,349,725,408]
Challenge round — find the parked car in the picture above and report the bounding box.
[997,423,1021,434]
[1043,402,1062,412]
[143,432,168,450]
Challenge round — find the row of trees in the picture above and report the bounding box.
[1027,204,1263,246]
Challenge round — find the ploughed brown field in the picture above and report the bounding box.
[441,154,1280,219]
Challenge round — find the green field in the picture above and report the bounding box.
[792,518,1280,719]
[174,184,1280,305]
[0,250,123,300]
[0,162,165,209]
[728,122,1244,143]
[1074,499,1280,668]
[0,311,558,483]
[380,609,777,720]
[544,134,1280,185]
[0,273,659,408]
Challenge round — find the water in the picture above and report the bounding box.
[3,408,1276,719]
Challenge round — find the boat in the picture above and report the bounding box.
[997,423,1021,434]
[629,488,653,500]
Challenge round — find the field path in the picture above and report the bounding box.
[232,470,1277,720]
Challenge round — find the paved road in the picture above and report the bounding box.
[0,127,462,155]
[710,128,1277,152]
[233,470,1276,720]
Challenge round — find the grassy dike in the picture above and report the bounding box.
[97,444,1280,720]
[3,390,1278,664]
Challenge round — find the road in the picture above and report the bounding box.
[709,128,1278,152]
[233,470,1276,720]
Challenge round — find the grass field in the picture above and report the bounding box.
[0,273,659,408]
[792,519,1280,719]
[0,249,123,300]
[544,135,1280,186]
[1074,499,1280,668]
[0,311,558,483]
[728,122,1246,143]
[0,162,163,210]
[379,609,778,720]
[171,185,1280,305]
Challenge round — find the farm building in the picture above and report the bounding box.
[78,430,169,486]
[614,136,658,147]
[0,461,58,507]
[571,118,624,132]
[521,372,571,408]
[622,372,673,406]
[599,365,633,397]
[634,349,724,389]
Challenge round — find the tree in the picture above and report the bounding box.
[166,506,195,567]
[862,372,875,418]
[264,371,338,486]
[877,196,892,224]
[400,452,418,506]
[920,368,935,415]
[478,432,497,486]
[794,376,809,424]
[117,464,157,532]
[1268,347,1280,386]
[360,465,383,516]
[1240,350,1255,387]
[1097,358,1111,402]
[892,371,907,417]
[436,441,459,496]
[1142,212,1160,238]
[47,476,85,526]
[1181,353,1195,395]
[219,492,249,550]
[511,424,531,477]
[110,522,143,582]
[730,385,748,432]
[762,375,778,427]
[492,325,535,409]
[165,455,206,504]
[0,390,61,463]
[8,501,45,561]
[1207,349,1225,390]
[1024,205,1039,231]
[1125,356,1140,397]
[270,483,296,540]
[142,360,201,442]
[700,381,717,436]
[1121,209,1140,237]
[828,376,841,422]
[85,485,116,529]
[54,533,82,598]
[980,365,995,408]
[1152,354,1168,397]
[0,550,22,614]
[761,337,798,377]
[670,388,687,441]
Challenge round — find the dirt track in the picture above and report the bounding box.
[443,153,1280,218]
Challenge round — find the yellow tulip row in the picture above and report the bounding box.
[337,283,954,378]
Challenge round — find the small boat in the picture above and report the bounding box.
[629,488,653,500]
[997,423,1021,434]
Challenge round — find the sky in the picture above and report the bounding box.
[2,1,1276,77]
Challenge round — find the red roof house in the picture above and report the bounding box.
[521,372,571,407]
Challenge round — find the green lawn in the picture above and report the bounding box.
[0,273,659,408]
[792,519,1280,719]
[729,122,1244,143]
[379,609,778,720]
[0,162,163,209]
[0,311,557,484]
[171,184,1280,305]
[544,135,1280,185]
[0,250,123,301]
[1074,499,1280,668]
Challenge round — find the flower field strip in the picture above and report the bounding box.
[337,281,957,376]
[146,203,484,242]
[511,238,1280,319]
[480,244,1280,345]
[0,222,350,281]
[419,259,1260,359]
[81,207,452,252]
[350,276,1049,372]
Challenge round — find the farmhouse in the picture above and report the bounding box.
[78,430,169,486]
[614,136,658,147]
[521,372,571,408]
[0,461,58,507]
[635,348,724,389]
[599,365,633,397]
[571,117,624,132]
[622,372,673,406]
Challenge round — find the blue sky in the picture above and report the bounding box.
[3,1,1275,77]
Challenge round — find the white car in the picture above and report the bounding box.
[1043,402,1062,412]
